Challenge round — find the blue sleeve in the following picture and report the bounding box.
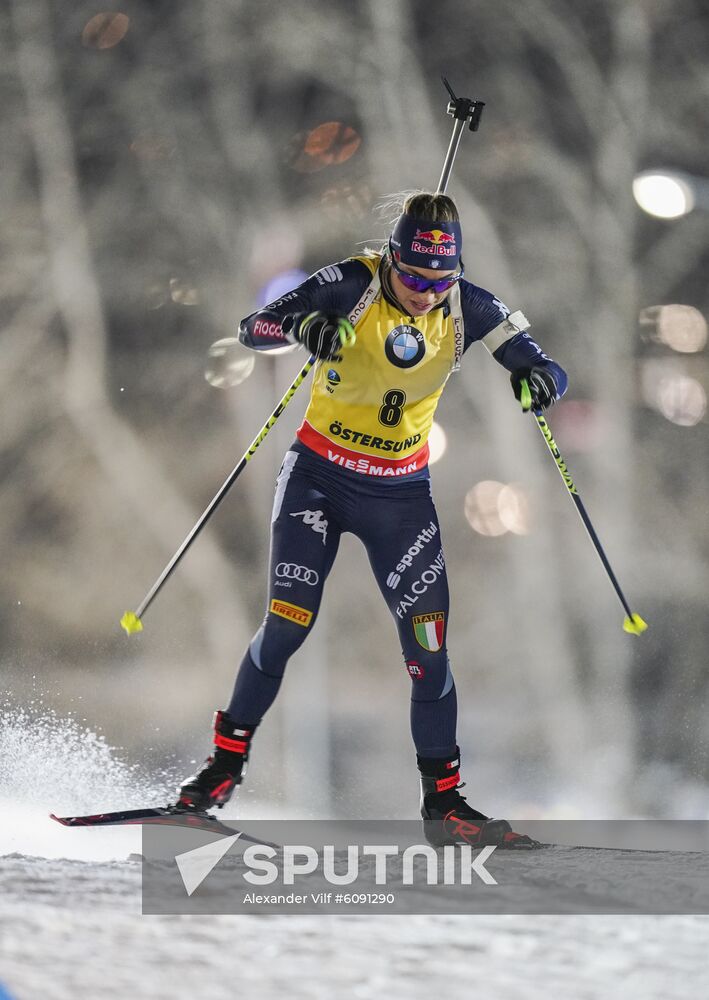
[238,258,372,351]
[460,279,568,399]
[492,332,568,398]
[459,279,510,350]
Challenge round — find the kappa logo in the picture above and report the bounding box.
[269,598,313,628]
[385,325,425,369]
[492,296,511,319]
[387,521,439,589]
[275,562,319,586]
[290,509,328,545]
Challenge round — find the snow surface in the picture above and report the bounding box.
[1,706,708,999]
[2,854,709,1000]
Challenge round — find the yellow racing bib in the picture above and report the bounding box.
[297,254,459,477]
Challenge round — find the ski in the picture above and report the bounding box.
[50,806,274,846]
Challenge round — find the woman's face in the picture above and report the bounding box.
[389,261,458,317]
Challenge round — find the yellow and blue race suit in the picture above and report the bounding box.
[227,254,567,756]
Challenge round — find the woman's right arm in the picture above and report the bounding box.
[238,259,372,352]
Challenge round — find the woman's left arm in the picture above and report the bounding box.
[459,280,568,408]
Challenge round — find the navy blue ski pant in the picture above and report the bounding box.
[227,445,457,757]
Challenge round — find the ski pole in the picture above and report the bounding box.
[436,77,485,195]
[122,79,481,636]
[519,380,647,636]
[121,353,317,634]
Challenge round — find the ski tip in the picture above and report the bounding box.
[623,613,648,636]
[120,611,143,635]
[49,813,67,825]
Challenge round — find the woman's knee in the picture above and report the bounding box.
[251,612,317,674]
[405,650,453,702]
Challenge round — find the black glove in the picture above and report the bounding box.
[284,311,356,361]
[510,366,558,411]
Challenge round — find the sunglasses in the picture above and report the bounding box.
[389,246,464,293]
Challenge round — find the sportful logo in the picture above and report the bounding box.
[412,612,445,652]
[315,265,343,285]
[275,563,319,586]
[290,509,328,545]
[395,549,446,619]
[387,521,439,589]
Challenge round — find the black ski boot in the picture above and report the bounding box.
[418,748,538,849]
[176,711,256,812]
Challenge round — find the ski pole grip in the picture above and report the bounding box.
[520,378,532,412]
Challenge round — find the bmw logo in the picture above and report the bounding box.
[385,325,425,369]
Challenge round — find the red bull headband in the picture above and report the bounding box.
[389,213,462,270]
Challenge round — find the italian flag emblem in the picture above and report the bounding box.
[412,612,445,652]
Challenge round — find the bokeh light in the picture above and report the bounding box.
[639,304,708,353]
[632,171,695,219]
[464,481,507,536]
[205,338,256,389]
[656,375,706,426]
[498,484,530,535]
[304,122,361,165]
[427,422,447,465]
[288,122,361,173]
[257,269,308,309]
[81,12,130,50]
[464,481,531,536]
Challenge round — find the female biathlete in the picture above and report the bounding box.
[176,192,567,848]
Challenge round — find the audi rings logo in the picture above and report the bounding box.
[275,563,319,586]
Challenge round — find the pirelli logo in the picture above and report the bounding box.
[269,599,313,628]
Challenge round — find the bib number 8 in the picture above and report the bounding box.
[379,388,406,427]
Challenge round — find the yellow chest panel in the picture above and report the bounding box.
[302,260,455,463]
